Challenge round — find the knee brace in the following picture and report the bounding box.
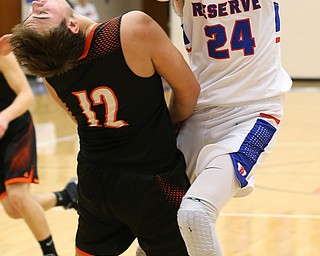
[177,197,223,256]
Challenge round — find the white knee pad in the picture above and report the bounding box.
[177,198,223,256]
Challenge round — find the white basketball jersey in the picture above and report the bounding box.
[182,0,292,109]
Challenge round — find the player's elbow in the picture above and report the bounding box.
[189,79,200,107]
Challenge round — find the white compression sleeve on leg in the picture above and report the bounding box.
[178,154,240,256]
[178,198,223,256]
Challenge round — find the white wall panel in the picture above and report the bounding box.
[278,0,320,79]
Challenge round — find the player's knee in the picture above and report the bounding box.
[177,197,220,255]
[2,201,21,219]
[6,188,27,217]
[178,197,218,233]
[179,197,219,221]
[4,209,21,219]
[178,205,212,236]
[7,190,24,206]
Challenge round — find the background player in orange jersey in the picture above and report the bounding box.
[0,52,78,256]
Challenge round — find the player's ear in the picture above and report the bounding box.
[68,18,79,34]
[0,34,13,56]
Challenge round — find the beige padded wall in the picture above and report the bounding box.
[278,0,320,79]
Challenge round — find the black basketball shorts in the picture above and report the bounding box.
[0,113,38,198]
[75,151,190,256]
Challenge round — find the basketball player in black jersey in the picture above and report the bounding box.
[0,52,78,256]
[5,0,200,255]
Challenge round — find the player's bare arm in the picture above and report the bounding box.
[0,53,34,138]
[121,11,200,126]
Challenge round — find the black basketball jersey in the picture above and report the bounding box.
[0,73,16,111]
[0,72,31,127]
[46,16,179,170]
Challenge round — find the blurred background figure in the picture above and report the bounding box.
[74,0,100,22]
[0,52,78,256]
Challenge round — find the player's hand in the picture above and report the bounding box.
[0,34,13,56]
[174,121,183,136]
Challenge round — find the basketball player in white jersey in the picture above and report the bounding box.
[140,1,292,255]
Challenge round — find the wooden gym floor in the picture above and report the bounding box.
[0,80,319,256]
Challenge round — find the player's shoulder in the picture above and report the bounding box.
[121,11,155,33]
[121,11,158,48]
[122,10,152,22]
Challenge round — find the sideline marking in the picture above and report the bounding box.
[37,134,78,147]
[221,212,320,219]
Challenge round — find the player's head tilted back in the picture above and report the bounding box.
[10,0,87,77]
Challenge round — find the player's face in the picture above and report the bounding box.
[23,0,72,30]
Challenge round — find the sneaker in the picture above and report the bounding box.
[63,178,78,210]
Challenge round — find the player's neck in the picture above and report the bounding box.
[77,14,97,37]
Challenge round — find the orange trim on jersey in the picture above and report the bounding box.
[78,23,101,61]
[276,37,280,43]
[75,246,94,256]
[260,113,280,124]
[4,166,39,186]
[0,191,8,200]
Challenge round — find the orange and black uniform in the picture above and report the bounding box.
[46,16,189,256]
[0,73,38,199]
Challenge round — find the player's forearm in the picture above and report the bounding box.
[169,93,197,126]
[1,91,34,123]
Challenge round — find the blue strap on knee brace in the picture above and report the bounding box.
[230,118,276,187]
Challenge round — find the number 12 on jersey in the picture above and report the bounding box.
[73,86,128,128]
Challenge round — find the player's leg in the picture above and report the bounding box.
[32,178,79,211]
[75,194,135,256]
[177,153,239,256]
[0,117,59,256]
[2,178,78,215]
[2,182,58,256]
[56,177,78,210]
[178,107,280,255]
[133,151,189,256]
[75,154,135,256]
